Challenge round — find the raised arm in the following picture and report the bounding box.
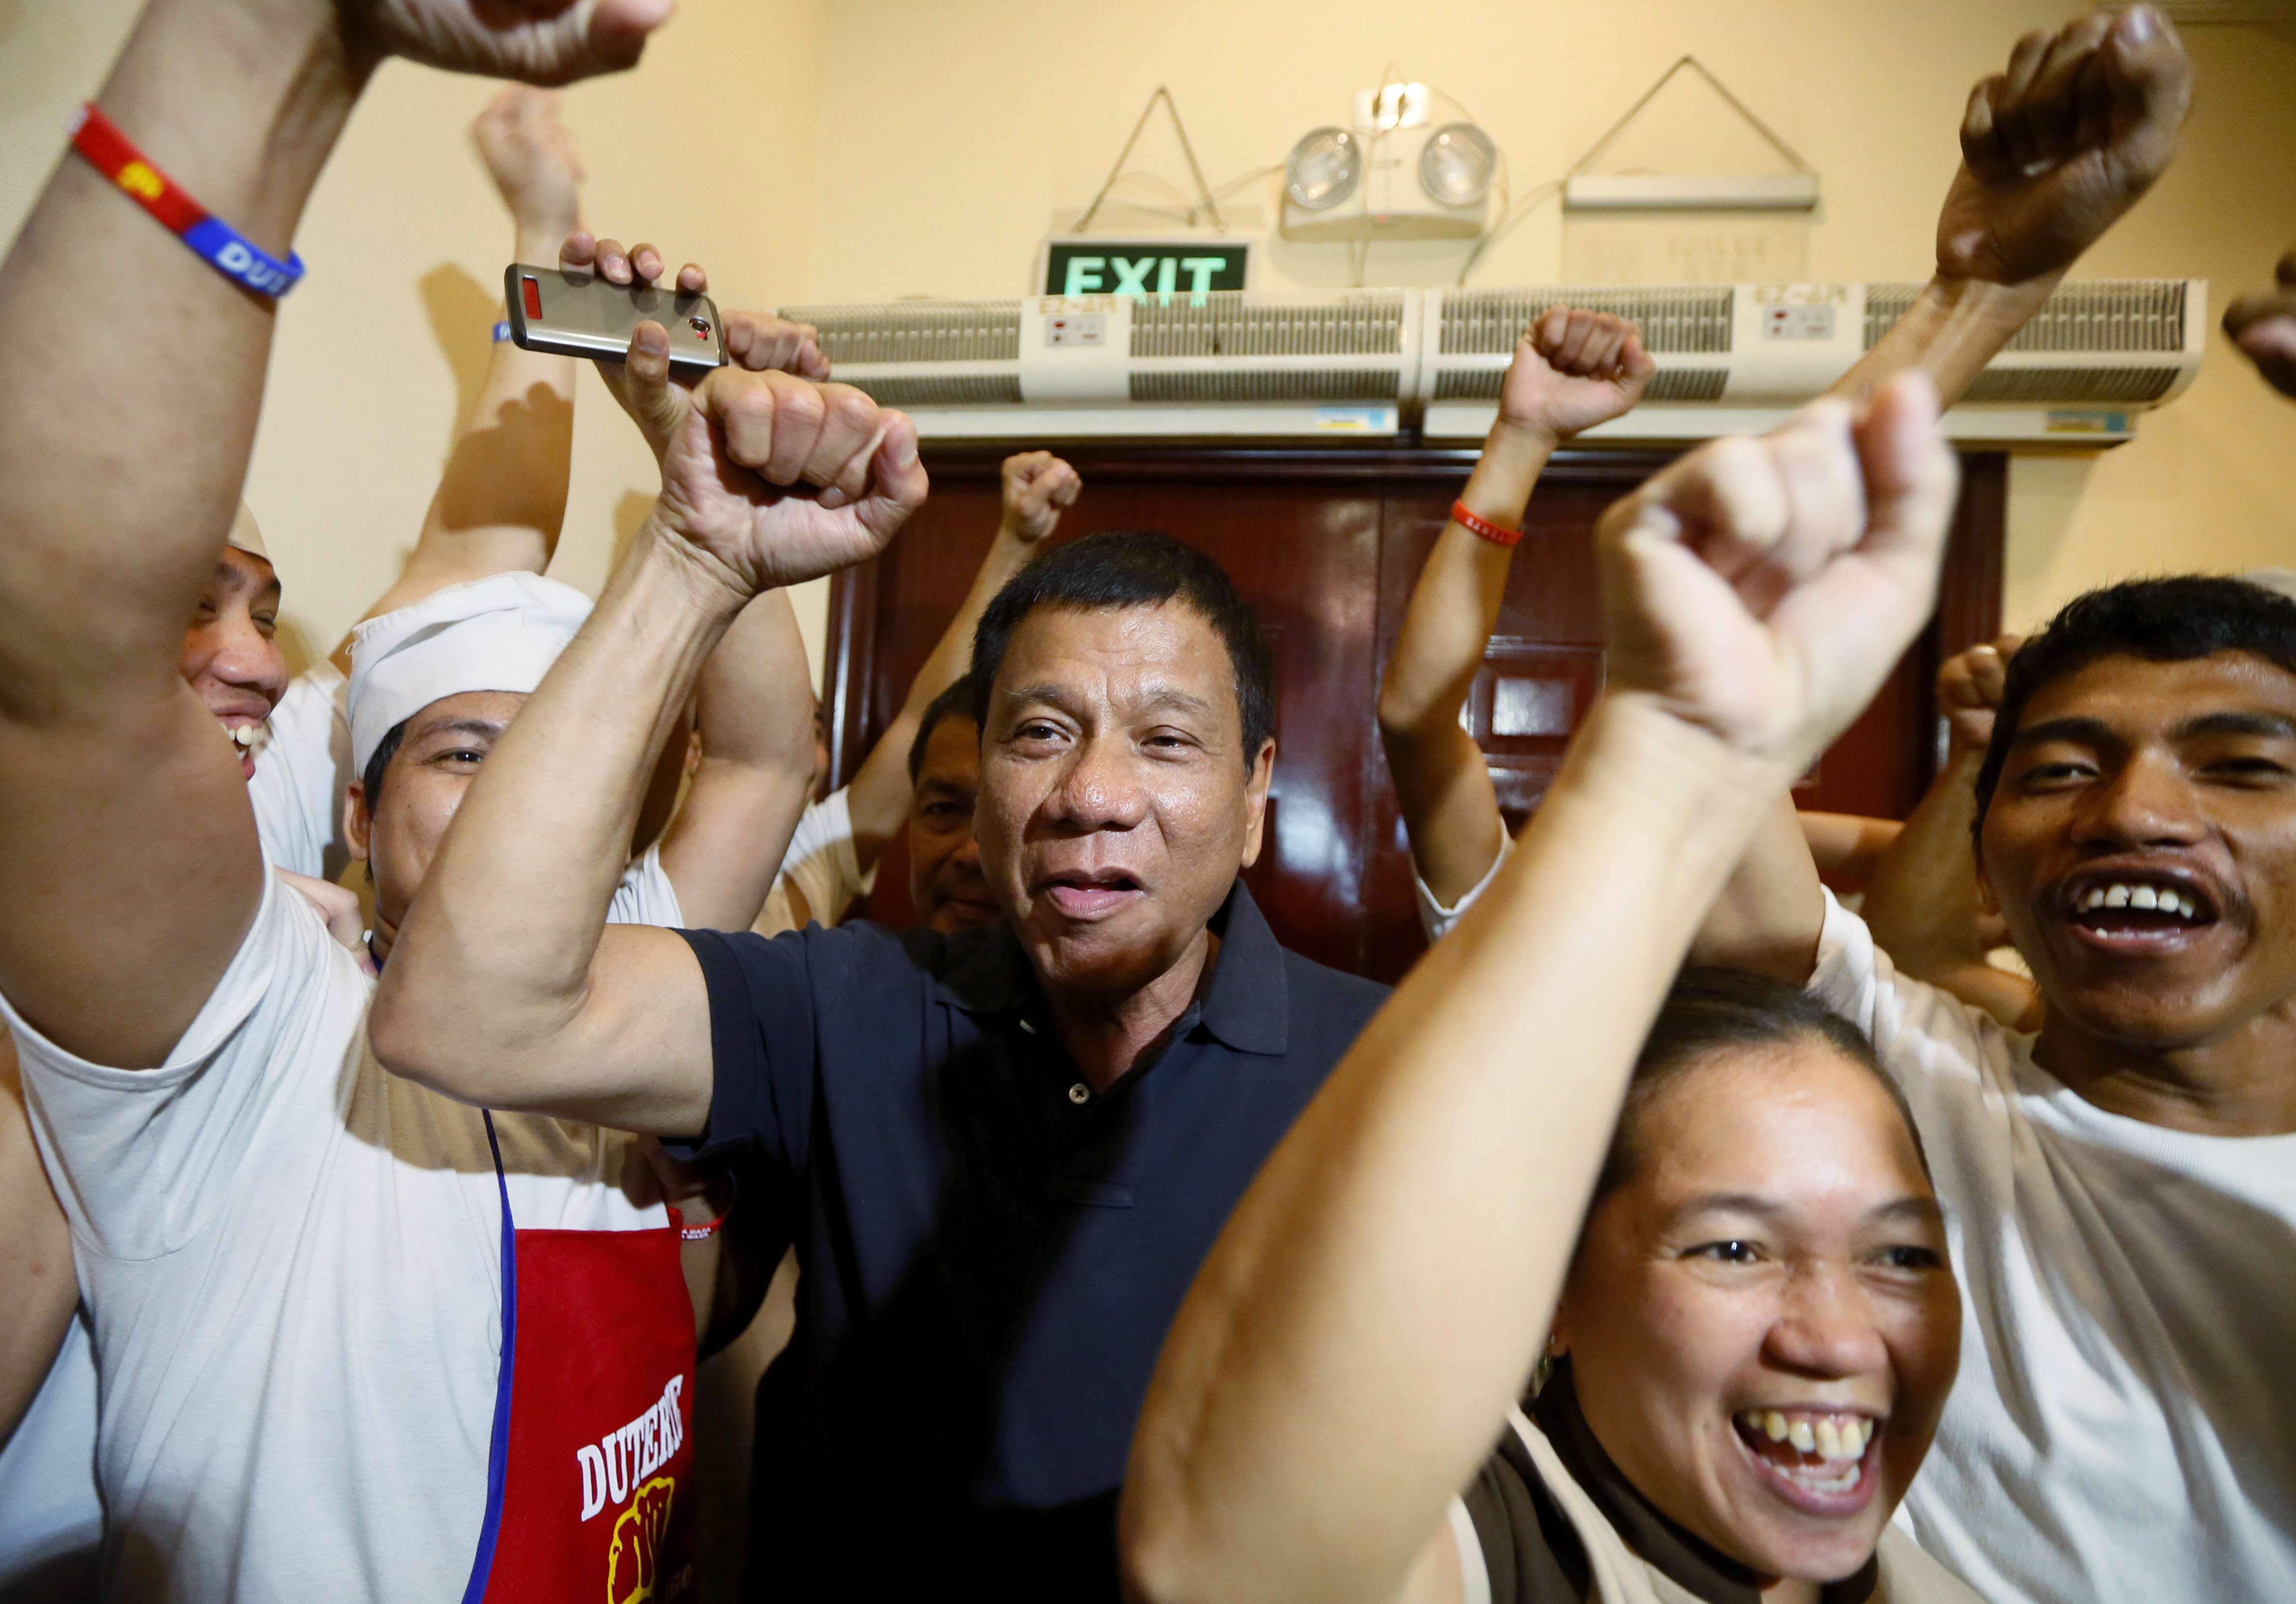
[1834,4,2191,408]
[1378,309,1653,913]
[2225,242,2296,400]
[0,0,667,1068]
[370,308,927,1134]
[1863,636,2044,1030]
[840,450,1078,870]
[1121,379,1961,1604]
[337,87,586,653]
[1695,4,2192,985]
[656,586,821,932]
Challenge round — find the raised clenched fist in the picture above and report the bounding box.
[339,0,671,85]
[1935,4,2192,287]
[2224,246,2296,400]
[472,87,583,244]
[645,366,926,595]
[1596,374,1960,774]
[999,452,1081,544]
[1497,307,1656,445]
[1938,633,2024,758]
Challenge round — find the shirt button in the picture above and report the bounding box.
[1066,1083,1090,1105]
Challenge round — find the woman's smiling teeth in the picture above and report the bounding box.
[1731,1408,1876,1496]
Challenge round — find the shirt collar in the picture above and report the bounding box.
[936,880,1290,1059]
[1530,1362,1879,1604]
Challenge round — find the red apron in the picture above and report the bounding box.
[461,1112,700,1604]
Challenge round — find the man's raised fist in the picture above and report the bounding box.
[472,87,584,243]
[2224,245,2296,400]
[1936,4,2192,287]
[340,0,671,86]
[1498,306,1656,445]
[1595,375,1960,774]
[1938,634,2024,758]
[999,452,1082,544]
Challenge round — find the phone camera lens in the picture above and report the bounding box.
[689,317,713,339]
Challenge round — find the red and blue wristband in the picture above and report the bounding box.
[70,103,304,299]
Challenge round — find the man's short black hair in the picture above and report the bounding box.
[1973,575,2296,846]
[907,677,981,784]
[968,530,1275,767]
[360,716,411,813]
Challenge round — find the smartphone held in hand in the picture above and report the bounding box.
[504,264,726,374]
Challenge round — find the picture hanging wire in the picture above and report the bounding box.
[1456,55,1811,285]
[1565,55,1815,180]
[1073,86,1227,235]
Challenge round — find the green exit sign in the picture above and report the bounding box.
[1042,240,1250,298]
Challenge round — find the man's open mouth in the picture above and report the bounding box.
[217,715,269,776]
[1039,870,1145,921]
[1730,1407,1881,1513]
[2059,868,2223,954]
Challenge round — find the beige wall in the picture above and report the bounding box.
[806,0,2296,629]
[5,1,2291,667]
[0,0,832,678]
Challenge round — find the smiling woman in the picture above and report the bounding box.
[1493,971,1965,1604]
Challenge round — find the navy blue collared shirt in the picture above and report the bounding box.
[672,882,1387,1596]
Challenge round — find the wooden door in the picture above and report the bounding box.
[826,444,2003,983]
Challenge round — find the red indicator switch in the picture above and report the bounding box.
[520,275,541,319]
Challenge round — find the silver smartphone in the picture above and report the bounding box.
[503,263,726,374]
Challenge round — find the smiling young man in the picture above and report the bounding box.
[372,429,1389,1593]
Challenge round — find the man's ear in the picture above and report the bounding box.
[344,783,372,863]
[1237,738,1277,870]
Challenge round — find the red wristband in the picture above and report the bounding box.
[675,1203,730,1242]
[1451,498,1523,548]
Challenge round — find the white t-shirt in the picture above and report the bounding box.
[1414,831,1514,944]
[1810,890,2296,1604]
[753,787,875,938]
[247,662,352,882]
[2,854,684,1603]
[0,1310,102,1599]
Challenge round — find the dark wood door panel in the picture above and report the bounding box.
[831,444,2004,983]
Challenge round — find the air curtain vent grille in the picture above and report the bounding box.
[1439,288,1735,355]
[1960,366,2181,404]
[1864,281,2187,353]
[844,373,1025,408]
[1128,294,1407,358]
[1129,368,1401,403]
[780,301,1022,365]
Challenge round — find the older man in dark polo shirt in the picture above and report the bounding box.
[373,350,1387,1596]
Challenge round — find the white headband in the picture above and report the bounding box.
[346,572,593,777]
[227,503,269,561]
[2243,567,2296,604]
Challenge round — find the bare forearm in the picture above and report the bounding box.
[660,589,818,931]
[373,522,742,1103]
[1798,811,1904,892]
[1379,424,1549,735]
[1378,424,1551,906]
[0,0,358,689]
[1124,696,1786,1604]
[1831,273,2058,411]
[1862,747,1987,977]
[1688,791,1826,982]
